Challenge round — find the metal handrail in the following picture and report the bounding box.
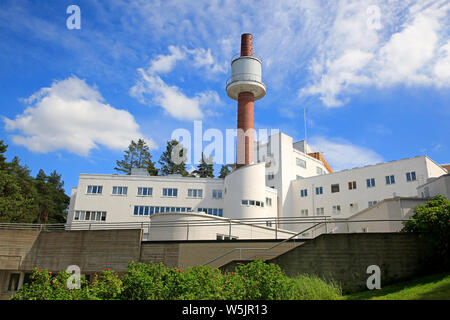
[226,73,266,87]
[201,218,410,266]
[202,221,325,266]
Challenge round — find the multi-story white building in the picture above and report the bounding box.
[67,33,449,240]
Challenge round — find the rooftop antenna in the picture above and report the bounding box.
[304,105,307,153]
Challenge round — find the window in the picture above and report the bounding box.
[198,208,223,216]
[188,189,203,198]
[332,205,341,215]
[296,158,307,168]
[348,181,357,190]
[331,184,340,193]
[74,211,80,221]
[241,200,264,208]
[368,201,378,207]
[86,185,102,194]
[8,273,20,291]
[212,190,223,199]
[315,186,323,195]
[135,206,190,216]
[137,187,153,196]
[385,175,395,185]
[265,197,272,207]
[163,188,178,197]
[300,189,308,197]
[366,178,376,188]
[316,167,323,175]
[112,186,128,195]
[267,173,275,180]
[406,171,417,182]
[301,209,308,216]
[316,207,324,215]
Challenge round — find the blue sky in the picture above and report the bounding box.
[1,0,449,195]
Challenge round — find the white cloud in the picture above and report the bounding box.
[130,46,223,121]
[4,76,153,156]
[309,136,384,171]
[148,45,186,74]
[300,1,450,107]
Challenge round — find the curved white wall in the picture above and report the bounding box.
[148,212,295,241]
[224,163,272,220]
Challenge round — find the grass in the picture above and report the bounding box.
[345,273,450,300]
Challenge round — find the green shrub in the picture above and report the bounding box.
[11,268,89,300]
[121,262,168,300]
[87,269,123,300]
[403,195,450,269]
[233,259,293,300]
[11,260,343,300]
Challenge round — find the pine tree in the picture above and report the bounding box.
[219,164,232,178]
[115,139,158,175]
[158,139,189,176]
[193,153,214,178]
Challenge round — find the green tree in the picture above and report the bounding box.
[115,139,158,175]
[34,169,69,224]
[158,139,189,176]
[219,164,232,178]
[403,195,450,269]
[192,153,214,178]
[0,142,69,223]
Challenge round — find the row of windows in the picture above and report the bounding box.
[241,199,265,207]
[87,185,223,199]
[300,201,378,216]
[295,157,325,176]
[188,189,203,198]
[134,205,193,216]
[301,171,417,197]
[73,211,107,221]
[197,208,224,216]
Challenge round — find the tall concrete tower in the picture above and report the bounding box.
[226,34,266,168]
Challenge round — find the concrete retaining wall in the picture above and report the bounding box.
[269,233,434,293]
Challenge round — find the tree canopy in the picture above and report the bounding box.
[0,140,69,223]
[158,139,189,177]
[192,153,214,178]
[115,139,158,175]
[218,164,232,178]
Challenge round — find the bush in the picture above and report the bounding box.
[11,268,89,300]
[233,259,292,299]
[11,260,342,300]
[403,195,450,269]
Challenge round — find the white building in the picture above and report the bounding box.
[66,137,448,240]
[67,33,449,240]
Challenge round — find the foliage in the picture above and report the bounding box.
[219,164,232,178]
[12,260,342,300]
[403,195,450,269]
[0,141,69,223]
[115,139,158,175]
[192,153,215,178]
[158,139,189,177]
